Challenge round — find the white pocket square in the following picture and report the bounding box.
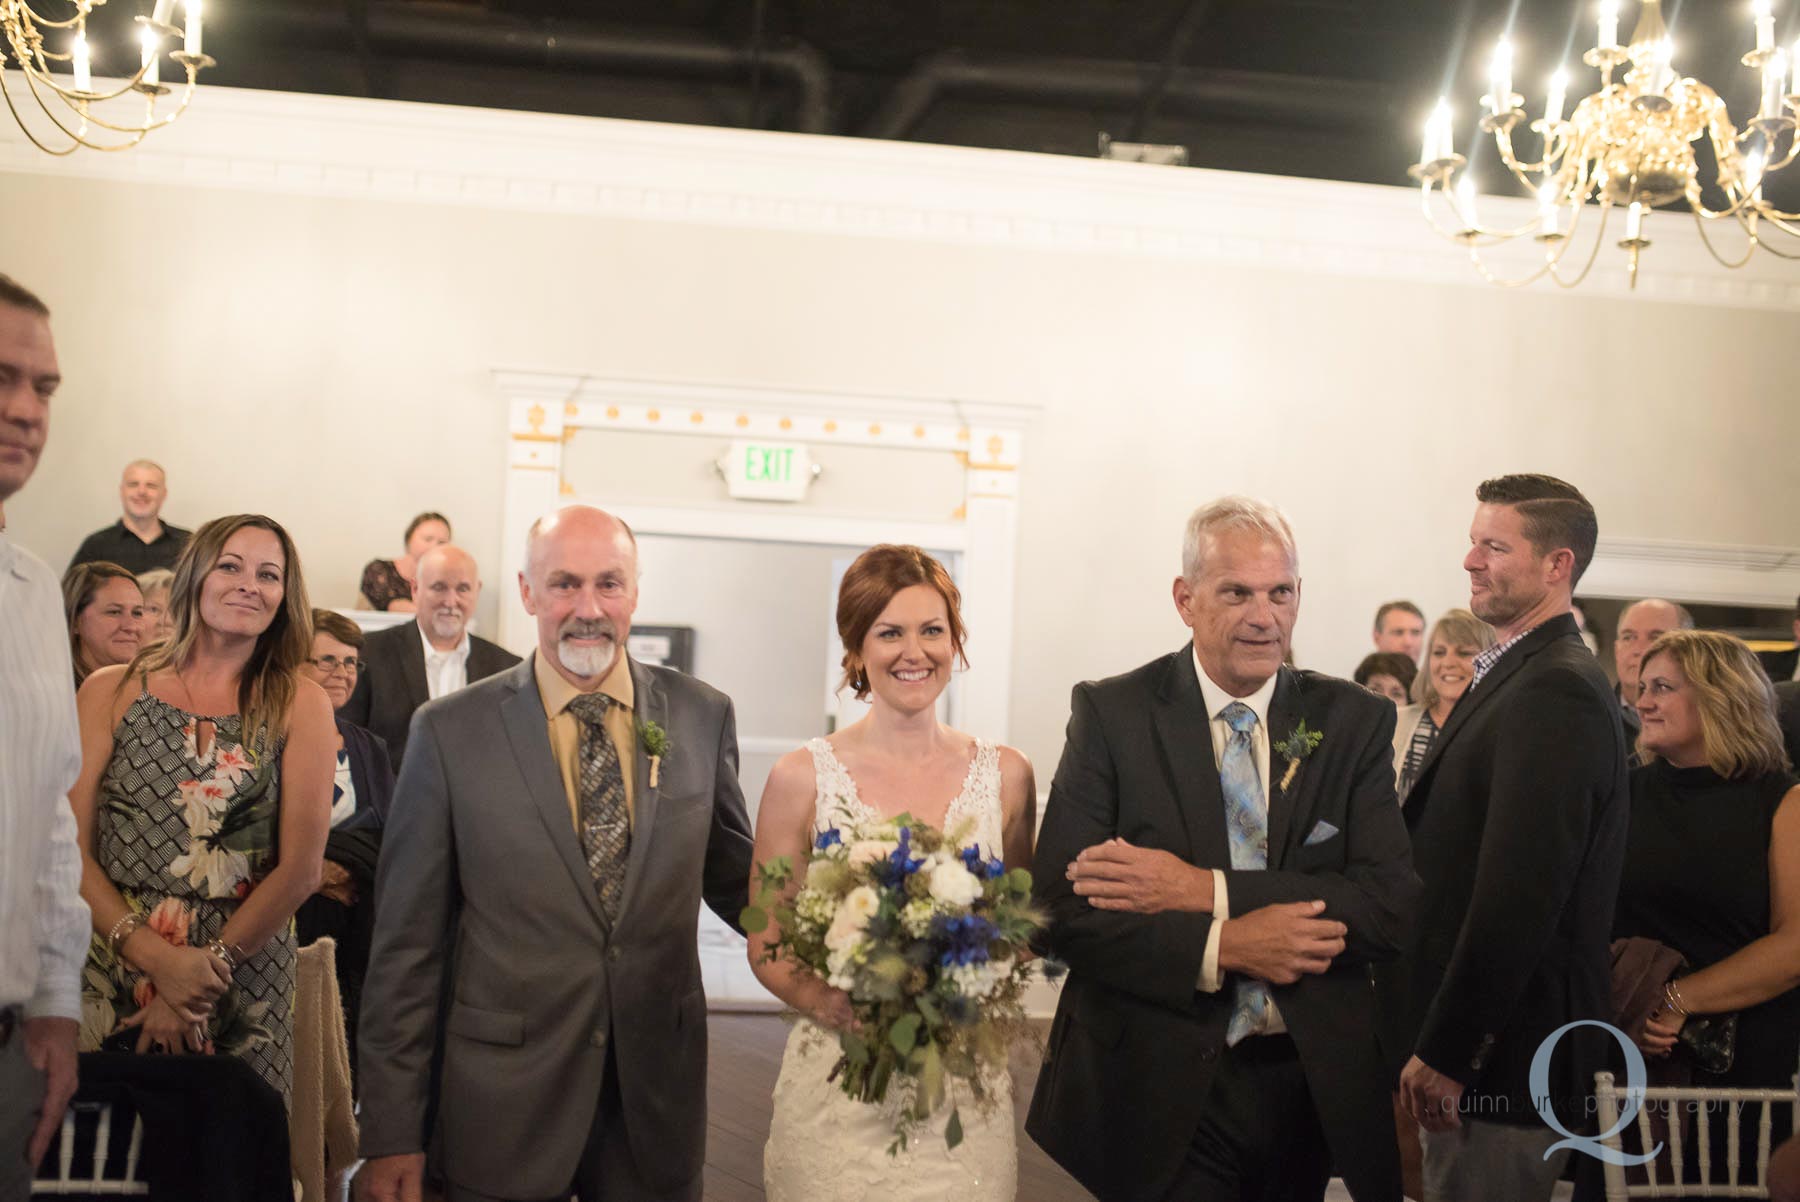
[1303,821,1340,846]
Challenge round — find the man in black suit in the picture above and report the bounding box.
[343,544,519,765]
[1028,496,1421,1202]
[1379,474,1629,1202]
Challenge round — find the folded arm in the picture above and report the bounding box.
[1034,684,1215,1010]
[701,699,756,934]
[1219,701,1419,966]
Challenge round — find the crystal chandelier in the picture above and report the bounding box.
[1411,0,1800,288]
[1,0,212,155]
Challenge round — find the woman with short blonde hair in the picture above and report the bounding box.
[1614,630,1799,1187]
[1391,609,1496,804]
[135,567,175,646]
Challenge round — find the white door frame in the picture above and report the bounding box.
[495,370,1033,741]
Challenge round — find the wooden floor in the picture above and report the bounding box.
[700,1012,1096,1202]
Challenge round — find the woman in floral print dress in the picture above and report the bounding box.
[69,514,334,1102]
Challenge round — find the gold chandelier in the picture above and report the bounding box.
[1,0,212,155]
[1411,0,1800,288]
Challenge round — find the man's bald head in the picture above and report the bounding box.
[1615,597,1696,701]
[416,543,482,649]
[519,506,640,686]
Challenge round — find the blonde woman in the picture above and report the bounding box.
[1615,631,1799,1183]
[1391,608,1496,804]
[69,514,333,1101]
[135,567,175,646]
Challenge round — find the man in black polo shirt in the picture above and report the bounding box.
[67,459,191,574]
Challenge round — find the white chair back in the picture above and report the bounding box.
[1595,1070,1800,1199]
[30,1099,150,1197]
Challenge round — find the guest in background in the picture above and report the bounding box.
[68,460,191,576]
[136,567,175,646]
[1759,596,1800,683]
[1571,601,1602,656]
[1613,598,1694,742]
[1391,609,1494,805]
[62,560,144,687]
[1356,651,1417,707]
[0,271,87,1197]
[1614,630,1799,1185]
[1777,680,1800,770]
[343,543,518,766]
[1380,475,1629,1202]
[69,514,333,1103]
[295,608,393,1089]
[1373,600,1427,662]
[358,511,450,612]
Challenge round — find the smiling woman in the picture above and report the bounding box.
[1391,608,1495,805]
[61,560,143,687]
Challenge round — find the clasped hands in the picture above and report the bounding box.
[119,941,230,1055]
[1066,838,1347,985]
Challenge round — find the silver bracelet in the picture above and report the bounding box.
[206,939,241,973]
[107,913,146,961]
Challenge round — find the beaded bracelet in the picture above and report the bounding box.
[206,939,241,973]
[106,913,146,961]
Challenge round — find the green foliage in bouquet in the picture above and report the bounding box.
[743,810,1055,1153]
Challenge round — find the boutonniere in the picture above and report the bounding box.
[1276,721,1324,792]
[639,720,670,789]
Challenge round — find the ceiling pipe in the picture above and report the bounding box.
[861,49,1393,142]
[242,1,833,134]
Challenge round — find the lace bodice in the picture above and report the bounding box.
[803,736,1005,859]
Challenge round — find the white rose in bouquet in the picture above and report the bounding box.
[927,859,982,907]
[823,885,881,952]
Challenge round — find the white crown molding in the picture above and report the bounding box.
[7,73,1800,310]
[1582,536,1800,607]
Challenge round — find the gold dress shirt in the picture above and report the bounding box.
[533,650,638,831]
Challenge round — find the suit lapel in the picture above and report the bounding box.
[500,658,605,928]
[1264,667,1303,868]
[1151,649,1225,864]
[1411,612,1581,793]
[612,656,665,924]
[398,620,431,715]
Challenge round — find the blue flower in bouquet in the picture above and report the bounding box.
[814,828,843,851]
[872,826,926,888]
[934,913,999,967]
[958,846,1006,880]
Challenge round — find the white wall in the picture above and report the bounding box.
[5,84,1798,781]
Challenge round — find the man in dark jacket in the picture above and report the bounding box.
[1378,474,1630,1202]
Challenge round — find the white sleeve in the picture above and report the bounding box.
[28,797,90,1021]
[1196,869,1231,992]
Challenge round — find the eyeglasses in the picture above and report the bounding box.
[309,655,363,674]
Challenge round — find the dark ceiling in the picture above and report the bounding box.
[89,0,1800,195]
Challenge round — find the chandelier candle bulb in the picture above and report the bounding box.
[1756,0,1776,52]
[1490,40,1515,113]
[1626,201,1644,239]
[1762,49,1788,115]
[1423,100,1453,163]
[71,35,90,92]
[139,25,158,86]
[184,0,201,57]
[151,0,174,27]
[1600,0,1620,47]
[1546,69,1569,124]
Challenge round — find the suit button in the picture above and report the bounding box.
[606,946,621,963]
[590,1029,607,1049]
[1199,1047,1218,1063]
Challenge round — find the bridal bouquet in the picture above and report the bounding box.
[743,813,1050,1152]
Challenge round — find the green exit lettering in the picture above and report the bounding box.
[744,445,795,483]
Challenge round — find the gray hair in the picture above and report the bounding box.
[1180,496,1298,582]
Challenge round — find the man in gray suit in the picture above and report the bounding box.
[356,505,755,1202]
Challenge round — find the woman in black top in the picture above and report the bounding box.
[1615,630,1800,1182]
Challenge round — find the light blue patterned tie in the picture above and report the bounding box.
[1220,701,1271,1046]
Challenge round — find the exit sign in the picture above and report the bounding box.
[719,440,816,502]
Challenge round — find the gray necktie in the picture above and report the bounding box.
[567,692,630,925]
[1220,701,1271,1045]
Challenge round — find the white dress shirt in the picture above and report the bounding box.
[0,532,90,1020]
[1192,650,1286,1034]
[418,622,471,701]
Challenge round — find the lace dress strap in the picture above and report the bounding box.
[804,737,873,834]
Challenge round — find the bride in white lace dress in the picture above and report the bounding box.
[748,546,1037,1202]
